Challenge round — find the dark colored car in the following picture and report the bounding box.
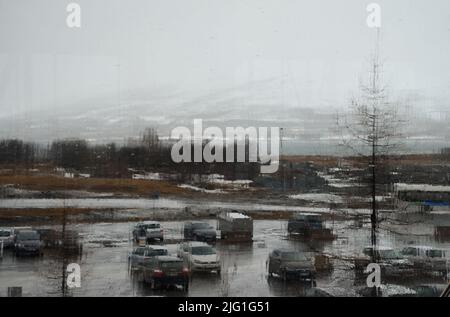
[267,249,315,282]
[287,213,335,240]
[142,256,190,291]
[14,230,42,256]
[184,222,217,242]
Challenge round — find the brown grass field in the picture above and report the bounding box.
[0,175,189,196]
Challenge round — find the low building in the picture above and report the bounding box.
[393,183,450,213]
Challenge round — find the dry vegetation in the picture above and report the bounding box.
[283,154,446,168]
[0,207,116,219]
[0,175,190,196]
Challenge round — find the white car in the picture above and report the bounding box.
[132,221,164,243]
[177,242,221,274]
[401,246,448,276]
[354,246,415,277]
[0,228,14,248]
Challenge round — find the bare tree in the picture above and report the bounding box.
[141,127,160,153]
[337,49,406,257]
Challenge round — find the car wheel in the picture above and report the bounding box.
[282,270,287,281]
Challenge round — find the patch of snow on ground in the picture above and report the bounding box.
[177,184,225,194]
[289,193,343,203]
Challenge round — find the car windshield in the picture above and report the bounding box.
[0,230,11,237]
[281,252,307,261]
[143,224,160,229]
[191,246,215,255]
[17,232,39,240]
[192,223,210,229]
[427,250,444,258]
[148,249,168,256]
[161,261,183,270]
[134,248,145,254]
[379,249,402,260]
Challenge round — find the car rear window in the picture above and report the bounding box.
[161,261,183,270]
[379,249,402,260]
[144,224,160,229]
[426,250,444,258]
[17,232,40,240]
[191,246,215,255]
[281,252,307,261]
[192,223,210,229]
[0,230,12,237]
[148,249,168,256]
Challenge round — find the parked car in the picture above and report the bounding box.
[132,221,164,243]
[217,211,253,242]
[288,213,334,240]
[14,230,42,256]
[0,228,14,248]
[177,242,221,274]
[184,222,217,242]
[401,246,448,276]
[129,245,169,267]
[142,255,189,291]
[354,246,415,277]
[267,249,315,282]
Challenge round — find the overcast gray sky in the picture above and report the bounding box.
[0,0,449,120]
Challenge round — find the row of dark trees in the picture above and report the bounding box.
[0,128,261,181]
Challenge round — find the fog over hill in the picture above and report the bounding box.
[1,0,449,154]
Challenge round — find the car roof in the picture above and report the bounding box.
[155,256,183,262]
[273,248,301,254]
[139,221,160,225]
[188,241,210,247]
[404,246,441,251]
[147,245,168,250]
[135,245,167,250]
[16,230,39,236]
[294,212,321,217]
[364,246,394,251]
[13,227,33,231]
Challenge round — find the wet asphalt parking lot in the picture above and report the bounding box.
[1,219,449,297]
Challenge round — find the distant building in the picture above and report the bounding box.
[394,183,450,213]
